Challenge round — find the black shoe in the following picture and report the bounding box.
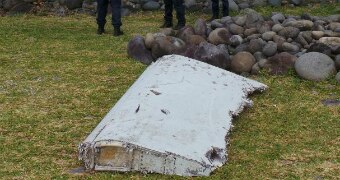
[97,27,105,35]
[160,22,173,28]
[113,27,124,36]
[173,24,185,30]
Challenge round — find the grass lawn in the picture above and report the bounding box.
[0,4,339,179]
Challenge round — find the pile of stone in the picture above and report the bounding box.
[127,8,340,82]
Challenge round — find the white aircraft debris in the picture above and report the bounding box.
[78,55,267,176]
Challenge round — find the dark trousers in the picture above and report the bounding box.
[212,0,229,17]
[164,0,186,25]
[96,0,122,28]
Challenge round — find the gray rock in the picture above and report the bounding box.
[66,0,83,10]
[307,43,332,56]
[248,38,265,53]
[257,21,274,34]
[268,0,282,6]
[193,42,231,69]
[335,28,340,33]
[238,2,249,9]
[336,72,340,83]
[324,30,340,37]
[263,41,278,57]
[235,43,249,54]
[7,2,33,13]
[278,27,300,39]
[160,28,175,36]
[273,34,286,51]
[334,55,340,70]
[151,36,186,58]
[187,35,207,45]
[251,63,261,75]
[295,52,336,81]
[194,18,207,37]
[177,26,195,42]
[229,35,243,46]
[271,13,285,24]
[282,42,300,53]
[329,22,340,31]
[244,28,258,36]
[301,13,312,20]
[283,20,313,30]
[228,0,239,11]
[232,15,246,26]
[247,34,262,41]
[272,24,284,33]
[229,23,244,35]
[230,51,256,73]
[143,1,160,10]
[221,16,233,25]
[295,34,308,47]
[301,31,313,43]
[211,20,224,29]
[252,0,266,6]
[244,8,264,28]
[253,51,265,61]
[331,45,340,54]
[311,31,324,40]
[145,33,155,49]
[184,0,196,8]
[127,35,154,65]
[208,28,231,45]
[264,52,297,75]
[262,31,276,41]
[319,37,340,46]
[258,58,269,68]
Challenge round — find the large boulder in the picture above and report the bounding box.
[208,28,231,45]
[193,42,231,69]
[228,0,239,11]
[127,35,154,65]
[295,52,336,81]
[263,52,297,75]
[230,51,256,74]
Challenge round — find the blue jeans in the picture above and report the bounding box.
[96,0,122,28]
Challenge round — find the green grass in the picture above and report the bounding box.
[0,6,339,179]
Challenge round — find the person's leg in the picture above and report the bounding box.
[174,0,185,29]
[110,0,123,36]
[210,0,219,21]
[96,0,108,34]
[161,0,173,28]
[222,0,229,17]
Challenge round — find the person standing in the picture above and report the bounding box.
[160,0,186,30]
[210,0,229,21]
[96,0,123,36]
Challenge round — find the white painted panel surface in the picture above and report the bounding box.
[79,55,267,176]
